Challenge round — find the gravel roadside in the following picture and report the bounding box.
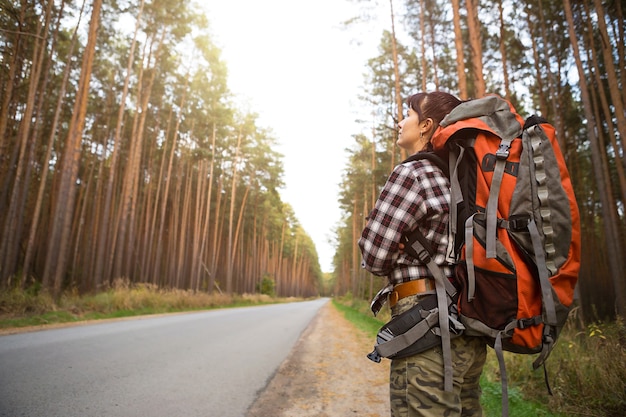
[246,301,390,417]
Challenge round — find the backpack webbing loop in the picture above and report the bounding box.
[525,125,559,329]
[527,125,558,275]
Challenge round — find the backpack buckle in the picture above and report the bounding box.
[508,215,531,231]
[367,349,382,363]
[415,247,432,264]
[518,316,542,329]
[496,142,511,159]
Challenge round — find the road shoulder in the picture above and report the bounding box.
[246,301,390,417]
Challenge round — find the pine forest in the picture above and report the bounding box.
[0,0,625,324]
[0,0,322,298]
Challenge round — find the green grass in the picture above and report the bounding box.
[332,296,625,417]
[332,298,384,338]
[479,376,560,417]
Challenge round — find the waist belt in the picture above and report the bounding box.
[389,279,435,308]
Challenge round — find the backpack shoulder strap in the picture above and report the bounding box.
[523,114,548,129]
[402,229,457,299]
[400,166,458,392]
[402,151,450,178]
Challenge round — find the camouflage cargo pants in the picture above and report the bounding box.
[389,294,487,417]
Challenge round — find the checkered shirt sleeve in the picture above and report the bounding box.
[358,158,453,284]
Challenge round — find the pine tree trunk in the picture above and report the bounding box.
[189,160,206,290]
[465,0,485,97]
[581,1,626,206]
[429,19,440,90]
[615,1,626,116]
[592,0,626,159]
[451,0,467,99]
[563,0,626,316]
[0,0,26,167]
[153,109,179,285]
[351,195,359,296]
[226,129,244,294]
[93,0,144,288]
[497,0,510,100]
[419,0,427,91]
[20,0,72,287]
[42,0,103,295]
[232,180,252,290]
[525,9,548,116]
[537,0,564,148]
[0,0,52,281]
[175,163,193,288]
[209,175,224,292]
[119,31,165,280]
[389,0,404,163]
[197,124,217,291]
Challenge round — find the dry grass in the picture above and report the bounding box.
[0,279,282,329]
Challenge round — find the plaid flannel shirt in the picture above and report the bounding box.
[358,156,453,285]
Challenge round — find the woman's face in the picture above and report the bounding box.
[397,106,427,155]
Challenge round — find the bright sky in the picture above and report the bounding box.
[202,1,388,272]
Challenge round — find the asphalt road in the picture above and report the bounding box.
[0,298,328,417]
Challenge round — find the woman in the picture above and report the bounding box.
[358,91,486,417]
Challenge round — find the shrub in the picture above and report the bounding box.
[256,274,276,297]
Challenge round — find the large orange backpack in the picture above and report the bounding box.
[432,95,581,414]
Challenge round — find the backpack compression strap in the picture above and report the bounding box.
[464,213,479,301]
[486,137,514,258]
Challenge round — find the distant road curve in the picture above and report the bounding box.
[0,298,329,417]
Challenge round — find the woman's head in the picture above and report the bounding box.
[398,91,462,154]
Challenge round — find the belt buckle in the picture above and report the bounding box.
[370,284,393,315]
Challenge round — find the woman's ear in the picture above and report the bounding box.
[420,117,435,136]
